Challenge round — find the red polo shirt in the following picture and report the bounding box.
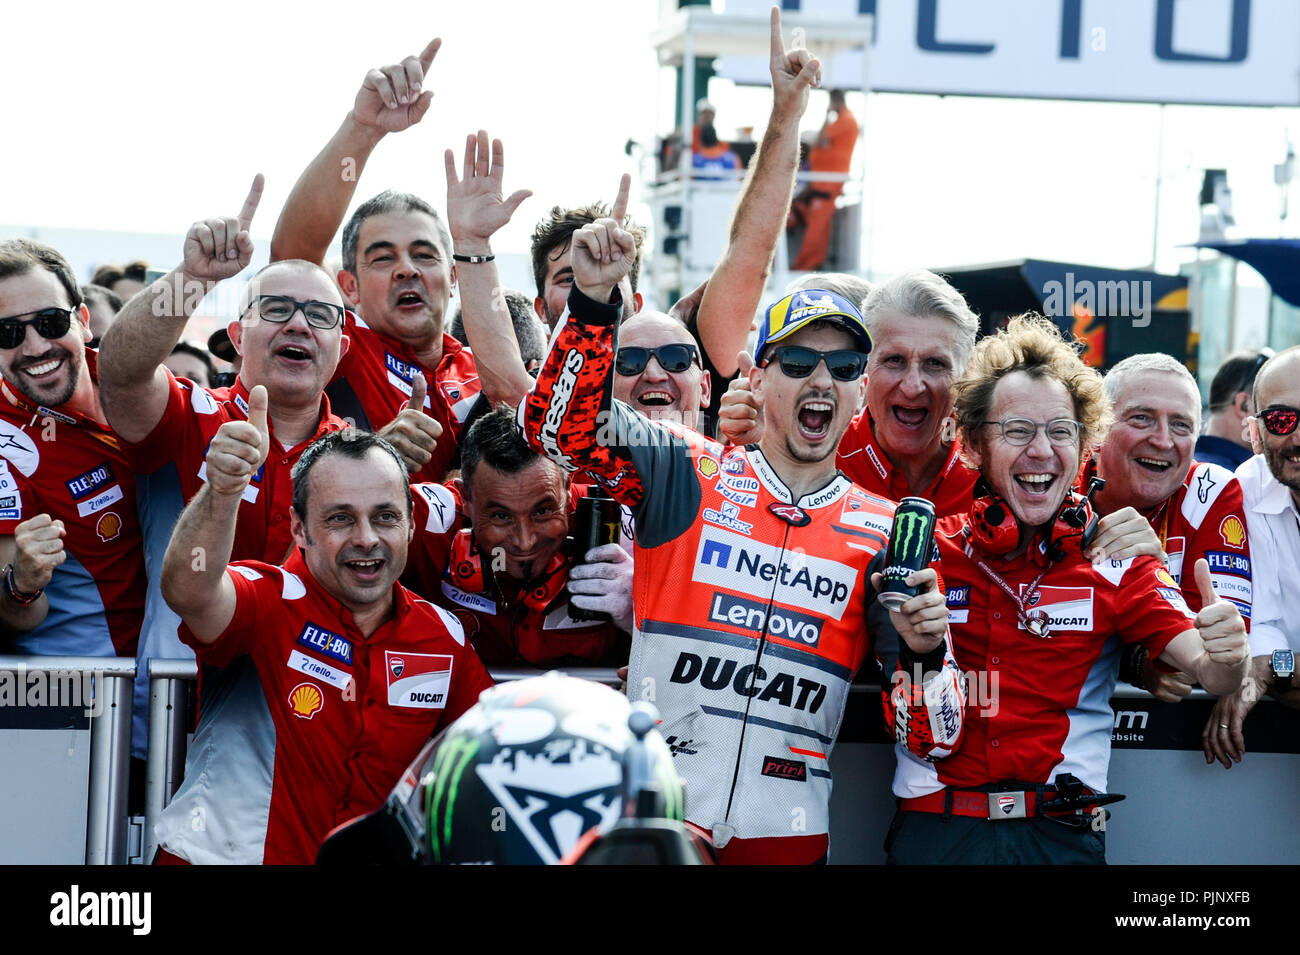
[837,412,977,516]
[178,549,494,864]
[124,373,348,564]
[0,352,146,656]
[329,314,481,483]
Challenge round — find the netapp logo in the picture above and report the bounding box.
[669,652,827,713]
[538,350,584,471]
[692,527,857,620]
[708,591,823,646]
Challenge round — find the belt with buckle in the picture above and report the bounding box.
[900,778,1124,822]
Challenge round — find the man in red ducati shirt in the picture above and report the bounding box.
[521,176,960,864]
[270,38,489,482]
[885,315,1250,865]
[0,239,146,659]
[161,412,492,865]
[1090,354,1253,701]
[406,404,632,668]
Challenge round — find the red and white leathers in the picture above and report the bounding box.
[892,510,1198,801]
[1082,459,1253,621]
[837,411,978,518]
[520,285,963,864]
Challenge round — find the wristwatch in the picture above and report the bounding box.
[1272,649,1295,691]
[2,563,43,606]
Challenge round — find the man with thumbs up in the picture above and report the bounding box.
[884,316,1251,865]
[159,407,492,864]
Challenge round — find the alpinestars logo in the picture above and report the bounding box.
[538,350,585,471]
[663,735,699,756]
[475,743,622,864]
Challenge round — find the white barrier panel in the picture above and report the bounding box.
[0,656,134,865]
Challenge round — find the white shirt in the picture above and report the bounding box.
[1234,453,1300,656]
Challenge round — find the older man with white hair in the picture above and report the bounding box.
[1088,353,1253,701]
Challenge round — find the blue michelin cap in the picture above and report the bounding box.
[755,288,872,363]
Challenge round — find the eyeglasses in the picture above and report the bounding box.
[983,417,1082,446]
[241,295,344,330]
[1255,405,1300,437]
[614,343,699,376]
[761,346,868,382]
[0,306,74,350]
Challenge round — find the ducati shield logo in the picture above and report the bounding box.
[390,657,405,678]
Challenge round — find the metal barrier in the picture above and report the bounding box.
[143,658,198,866]
[0,655,134,865]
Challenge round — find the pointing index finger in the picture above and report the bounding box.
[419,37,442,73]
[611,173,632,223]
[238,174,264,233]
[770,6,785,63]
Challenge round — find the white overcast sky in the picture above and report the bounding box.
[3,0,1298,281]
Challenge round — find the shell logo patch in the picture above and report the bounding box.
[288,683,324,719]
[1219,515,1246,549]
[697,457,719,479]
[1155,568,1178,589]
[96,511,122,542]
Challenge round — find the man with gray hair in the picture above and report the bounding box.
[834,269,981,516]
[1088,353,1253,701]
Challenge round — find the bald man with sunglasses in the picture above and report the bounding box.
[1205,346,1300,768]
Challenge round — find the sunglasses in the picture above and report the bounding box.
[241,295,344,330]
[614,343,699,376]
[0,306,74,350]
[761,346,868,381]
[1256,405,1300,437]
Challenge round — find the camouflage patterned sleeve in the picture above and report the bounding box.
[519,287,702,546]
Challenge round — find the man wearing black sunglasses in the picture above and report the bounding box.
[0,239,147,663]
[522,183,959,864]
[613,313,710,431]
[1205,346,1300,769]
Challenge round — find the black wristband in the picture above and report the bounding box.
[452,253,495,263]
[3,563,42,606]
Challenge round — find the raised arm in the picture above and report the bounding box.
[445,131,534,404]
[160,387,270,642]
[1157,559,1251,696]
[98,177,262,443]
[0,517,65,635]
[269,39,441,264]
[693,6,820,379]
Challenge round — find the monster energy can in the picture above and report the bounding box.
[878,497,937,612]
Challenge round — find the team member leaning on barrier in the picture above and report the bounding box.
[1088,354,1252,702]
[161,411,492,865]
[884,316,1251,865]
[406,404,633,669]
[99,189,463,863]
[520,176,964,865]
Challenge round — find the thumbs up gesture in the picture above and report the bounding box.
[1192,557,1250,667]
[206,385,271,497]
[717,351,764,446]
[377,372,444,474]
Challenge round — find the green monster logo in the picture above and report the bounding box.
[893,509,933,564]
[426,735,481,864]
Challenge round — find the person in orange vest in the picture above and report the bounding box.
[789,89,858,271]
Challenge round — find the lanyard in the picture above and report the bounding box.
[968,544,1055,639]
